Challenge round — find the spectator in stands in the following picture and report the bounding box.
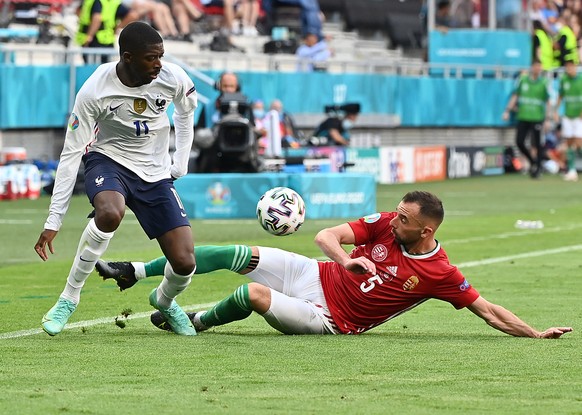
[502,59,551,179]
[261,100,285,157]
[450,0,477,28]
[532,20,557,71]
[121,0,179,38]
[262,0,323,39]
[567,13,581,56]
[200,0,237,34]
[269,99,301,148]
[496,0,523,30]
[76,0,138,64]
[251,100,268,155]
[541,0,560,33]
[238,0,261,36]
[553,14,580,67]
[172,0,205,41]
[530,0,552,32]
[252,99,266,122]
[296,31,331,72]
[312,103,360,147]
[435,0,453,32]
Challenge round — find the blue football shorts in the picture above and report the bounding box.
[82,152,190,239]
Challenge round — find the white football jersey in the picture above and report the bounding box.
[45,61,197,231]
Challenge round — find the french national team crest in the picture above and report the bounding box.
[133,98,147,114]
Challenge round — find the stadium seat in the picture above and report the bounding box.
[270,4,302,37]
[343,0,423,43]
[385,12,423,49]
[318,0,345,20]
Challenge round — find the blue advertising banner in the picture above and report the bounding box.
[0,65,517,129]
[174,172,376,219]
[174,173,286,219]
[0,64,70,129]
[428,29,531,68]
[288,173,376,219]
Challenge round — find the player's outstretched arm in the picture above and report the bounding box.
[467,296,573,339]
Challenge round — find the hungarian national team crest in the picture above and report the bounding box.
[133,98,147,114]
[403,276,419,291]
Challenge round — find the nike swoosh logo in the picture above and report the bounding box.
[79,256,92,262]
[109,103,123,112]
[181,212,187,217]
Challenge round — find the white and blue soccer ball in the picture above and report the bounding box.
[256,187,306,236]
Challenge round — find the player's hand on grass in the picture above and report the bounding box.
[537,327,573,339]
[34,229,58,261]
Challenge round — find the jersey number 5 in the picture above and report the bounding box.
[360,275,383,293]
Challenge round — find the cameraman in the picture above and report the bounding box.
[195,72,259,173]
[211,72,243,124]
[311,103,360,146]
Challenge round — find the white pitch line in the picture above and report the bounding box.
[0,219,34,225]
[444,223,582,245]
[456,244,582,268]
[0,302,217,340]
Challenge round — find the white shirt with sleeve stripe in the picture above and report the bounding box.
[44,61,198,231]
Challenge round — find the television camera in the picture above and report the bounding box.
[195,92,260,173]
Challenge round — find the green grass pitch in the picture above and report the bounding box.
[0,174,580,414]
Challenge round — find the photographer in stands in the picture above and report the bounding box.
[310,103,360,146]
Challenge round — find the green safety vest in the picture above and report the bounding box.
[554,25,579,65]
[76,0,118,46]
[559,73,582,118]
[515,74,549,122]
[535,29,555,71]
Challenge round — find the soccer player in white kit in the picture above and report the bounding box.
[98,191,572,339]
[34,21,199,336]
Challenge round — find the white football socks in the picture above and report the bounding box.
[61,219,114,304]
[132,262,147,280]
[156,262,195,308]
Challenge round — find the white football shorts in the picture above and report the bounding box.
[246,247,337,335]
[561,116,582,139]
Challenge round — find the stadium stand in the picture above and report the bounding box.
[0,0,527,165]
[385,11,424,49]
[344,0,422,36]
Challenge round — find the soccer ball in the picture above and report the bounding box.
[256,187,306,236]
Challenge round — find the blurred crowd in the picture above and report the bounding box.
[430,0,582,66]
[530,0,582,69]
[0,0,336,68]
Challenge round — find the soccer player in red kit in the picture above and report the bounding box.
[97,191,572,339]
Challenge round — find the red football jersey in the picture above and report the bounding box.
[319,212,480,334]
